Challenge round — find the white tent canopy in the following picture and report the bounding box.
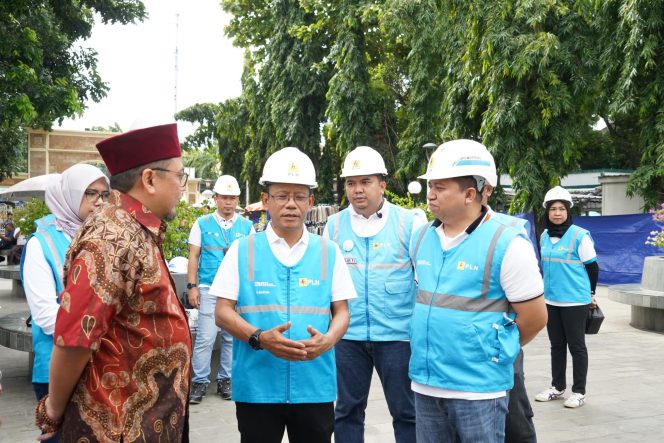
[0,174,61,201]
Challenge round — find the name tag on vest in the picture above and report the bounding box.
[345,257,357,265]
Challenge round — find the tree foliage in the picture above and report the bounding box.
[183,0,664,211]
[0,0,146,180]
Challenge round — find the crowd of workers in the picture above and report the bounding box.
[17,123,598,443]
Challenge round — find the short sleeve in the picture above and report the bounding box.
[209,240,241,300]
[500,236,544,303]
[188,220,202,246]
[578,234,597,264]
[330,242,357,302]
[54,242,127,350]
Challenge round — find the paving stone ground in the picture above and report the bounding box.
[1,281,662,442]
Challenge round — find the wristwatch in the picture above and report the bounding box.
[248,329,263,350]
[186,283,197,290]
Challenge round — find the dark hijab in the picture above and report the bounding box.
[545,200,573,238]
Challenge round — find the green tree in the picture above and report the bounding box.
[597,0,664,208]
[175,103,220,151]
[86,122,122,132]
[223,0,333,200]
[182,146,220,182]
[0,0,146,180]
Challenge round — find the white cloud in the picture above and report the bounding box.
[57,0,244,138]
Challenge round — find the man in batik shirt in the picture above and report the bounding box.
[35,123,192,443]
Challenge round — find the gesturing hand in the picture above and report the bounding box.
[259,322,307,361]
[300,325,333,360]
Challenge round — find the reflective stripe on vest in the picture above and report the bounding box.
[334,207,408,262]
[38,226,65,290]
[246,234,329,282]
[411,220,434,267]
[541,228,584,264]
[415,224,509,312]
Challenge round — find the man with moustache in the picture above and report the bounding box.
[212,147,356,443]
[35,124,192,442]
[324,146,425,443]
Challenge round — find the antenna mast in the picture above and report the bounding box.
[174,13,179,115]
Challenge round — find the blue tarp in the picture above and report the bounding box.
[574,213,660,285]
[509,212,660,285]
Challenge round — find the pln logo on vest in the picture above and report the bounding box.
[299,278,321,287]
[371,241,391,250]
[557,245,567,252]
[456,261,479,271]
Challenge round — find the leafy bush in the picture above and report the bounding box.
[163,201,208,260]
[13,197,209,261]
[13,198,50,237]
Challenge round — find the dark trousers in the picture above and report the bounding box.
[334,339,416,443]
[546,304,589,395]
[33,383,60,443]
[505,350,537,443]
[235,402,334,443]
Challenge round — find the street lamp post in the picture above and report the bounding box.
[422,142,437,161]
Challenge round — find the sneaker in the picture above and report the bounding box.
[535,387,565,402]
[564,392,586,408]
[217,378,232,400]
[189,382,207,404]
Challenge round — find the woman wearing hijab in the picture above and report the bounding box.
[21,164,110,437]
[535,186,599,409]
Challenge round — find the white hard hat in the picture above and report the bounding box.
[418,139,497,188]
[543,186,574,208]
[259,147,318,188]
[340,146,388,177]
[213,175,241,196]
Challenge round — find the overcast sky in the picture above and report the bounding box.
[57,0,244,138]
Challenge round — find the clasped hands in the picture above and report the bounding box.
[259,321,333,361]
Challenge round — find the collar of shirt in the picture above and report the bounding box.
[113,190,167,241]
[348,198,390,222]
[264,223,311,266]
[347,199,390,238]
[213,211,237,227]
[434,207,490,250]
[265,222,309,249]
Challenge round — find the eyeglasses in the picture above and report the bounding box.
[268,193,310,205]
[152,168,189,187]
[83,190,111,203]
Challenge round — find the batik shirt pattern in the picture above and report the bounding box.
[54,191,192,443]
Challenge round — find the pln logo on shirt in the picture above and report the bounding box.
[298,278,321,287]
[456,261,479,271]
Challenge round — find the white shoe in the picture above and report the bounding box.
[564,392,586,408]
[535,387,565,402]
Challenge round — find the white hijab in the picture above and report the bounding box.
[45,164,110,238]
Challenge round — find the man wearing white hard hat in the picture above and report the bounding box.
[187,174,254,404]
[409,139,547,443]
[324,145,425,443]
[211,147,356,442]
